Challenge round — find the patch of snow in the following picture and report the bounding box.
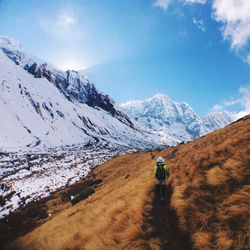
[0,145,130,218]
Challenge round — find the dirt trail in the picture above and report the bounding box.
[143,184,193,249]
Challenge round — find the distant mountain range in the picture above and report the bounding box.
[121,94,236,142]
[0,35,237,151]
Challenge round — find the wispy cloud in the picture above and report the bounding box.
[185,0,206,4]
[153,0,172,11]
[179,29,189,39]
[212,0,250,64]
[192,18,206,31]
[212,104,223,112]
[212,85,250,119]
[153,0,250,65]
[40,10,76,35]
[237,85,250,117]
[56,12,75,26]
[153,0,207,13]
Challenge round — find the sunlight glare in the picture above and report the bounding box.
[58,61,87,71]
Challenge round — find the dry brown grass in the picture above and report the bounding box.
[4,152,161,250]
[165,117,250,249]
[3,117,250,249]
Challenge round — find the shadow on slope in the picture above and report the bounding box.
[136,184,192,250]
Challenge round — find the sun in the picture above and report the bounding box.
[59,61,87,71]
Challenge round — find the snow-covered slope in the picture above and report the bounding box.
[121,94,236,142]
[202,111,236,131]
[0,36,173,151]
[0,36,36,68]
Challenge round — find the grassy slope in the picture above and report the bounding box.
[5,152,159,249]
[166,117,250,249]
[4,117,250,249]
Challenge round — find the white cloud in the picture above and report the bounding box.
[212,85,250,119]
[212,104,223,112]
[56,12,75,27]
[192,18,206,31]
[223,99,240,107]
[183,0,250,64]
[40,10,76,35]
[153,0,172,11]
[152,0,250,64]
[212,0,250,63]
[185,0,206,4]
[236,85,250,118]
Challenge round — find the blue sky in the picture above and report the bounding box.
[0,0,250,116]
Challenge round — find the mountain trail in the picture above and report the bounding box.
[141,184,193,249]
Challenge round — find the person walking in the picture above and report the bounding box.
[154,156,170,201]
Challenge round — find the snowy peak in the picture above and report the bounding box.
[0,35,22,52]
[149,93,172,103]
[0,35,36,68]
[151,94,196,120]
[121,94,236,142]
[145,94,176,118]
[0,35,236,151]
[122,94,199,124]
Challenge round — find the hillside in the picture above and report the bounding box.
[1,116,249,249]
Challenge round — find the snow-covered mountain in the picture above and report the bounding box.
[201,112,236,131]
[0,36,174,152]
[121,94,236,142]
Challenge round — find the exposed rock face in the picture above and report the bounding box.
[34,67,136,129]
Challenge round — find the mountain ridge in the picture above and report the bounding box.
[121,93,236,142]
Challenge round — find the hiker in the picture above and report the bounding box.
[154,156,170,200]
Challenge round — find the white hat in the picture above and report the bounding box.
[157,156,164,163]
